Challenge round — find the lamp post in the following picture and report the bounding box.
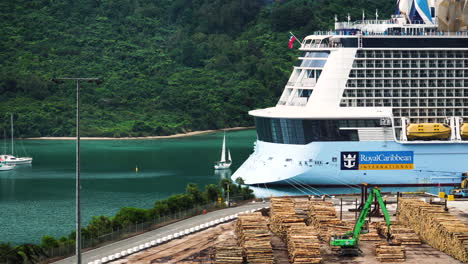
[51,77,101,264]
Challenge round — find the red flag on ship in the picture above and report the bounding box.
[288,35,296,49]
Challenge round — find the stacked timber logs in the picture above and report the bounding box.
[235,212,274,264]
[286,223,322,264]
[375,221,421,245]
[307,200,352,241]
[214,243,243,264]
[360,222,382,241]
[398,198,468,262]
[375,243,406,262]
[292,198,309,221]
[270,197,304,239]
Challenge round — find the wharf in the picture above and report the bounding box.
[55,193,467,264]
[106,194,466,263]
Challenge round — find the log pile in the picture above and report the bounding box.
[293,198,310,221]
[360,222,382,241]
[286,223,322,264]
[398,198,468,262]
[307,200,352,241]
[375,221,421,245]
[270,197,304,239]
[375,243,405,262]
[235,212,274,264]
[214,243,244,264]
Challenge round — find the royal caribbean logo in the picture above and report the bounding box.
[341,152,359,170]
[341,151,414,170]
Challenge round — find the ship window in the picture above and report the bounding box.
[302,51,330,58]
[300,60,327,68]
[255,118,381,144]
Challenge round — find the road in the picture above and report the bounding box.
[54,201,269,264]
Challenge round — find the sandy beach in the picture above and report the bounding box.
[23,126,254,140]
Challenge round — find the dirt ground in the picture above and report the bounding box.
[111,197,463,264]
[110,222,236,264]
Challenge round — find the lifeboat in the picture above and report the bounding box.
[461,124,468,139]
[407,123,451,140]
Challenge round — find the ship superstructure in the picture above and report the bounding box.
[232,0,468,187]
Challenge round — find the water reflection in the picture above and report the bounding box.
[214,168,232,179]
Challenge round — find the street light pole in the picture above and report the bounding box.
[75,79,81,264]
[51,77,100,264]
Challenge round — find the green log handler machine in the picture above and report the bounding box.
[329,187,392,256]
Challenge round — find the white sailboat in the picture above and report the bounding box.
[1,114,32,165]
[214,133,232,170]
[0,130,15,171]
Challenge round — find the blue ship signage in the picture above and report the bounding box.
[341,151,414,170]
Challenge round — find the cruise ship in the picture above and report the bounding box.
[232,0,468,187]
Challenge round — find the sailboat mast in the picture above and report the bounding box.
[220,133,226,162]
[10,114,13,156]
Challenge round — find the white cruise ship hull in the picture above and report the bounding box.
[232,140,465,186]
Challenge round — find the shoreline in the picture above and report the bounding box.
[22,126,254,140]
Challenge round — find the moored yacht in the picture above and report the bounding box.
[215,133,232,170]
[1,114,33,165]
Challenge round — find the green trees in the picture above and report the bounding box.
[113,207,149,227]
[0,243,47,264]
[0,0,392,137]
[40,236,59,249]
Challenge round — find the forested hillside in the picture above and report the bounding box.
[0,0,392,137]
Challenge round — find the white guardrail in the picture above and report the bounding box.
[87,207,270,264]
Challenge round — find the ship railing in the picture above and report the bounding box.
[302,43,343,49]
[312,30,468,37]
[335,19,393,29]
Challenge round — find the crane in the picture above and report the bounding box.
[330,187,392,256]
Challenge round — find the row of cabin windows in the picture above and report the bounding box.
[340,98,468,108]
[349,69,468,78]
[352,59,468,68]
[343,89,468,98]
[355,50,468,59]
[392,108,468,117]
[346,79,468,88]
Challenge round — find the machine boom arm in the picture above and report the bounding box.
[351,188,391,241]
[330,187,392,255]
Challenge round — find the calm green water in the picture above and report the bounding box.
[0,130,256,244]
[0,129,445,244]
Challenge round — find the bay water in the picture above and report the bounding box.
[0,129,443,244]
